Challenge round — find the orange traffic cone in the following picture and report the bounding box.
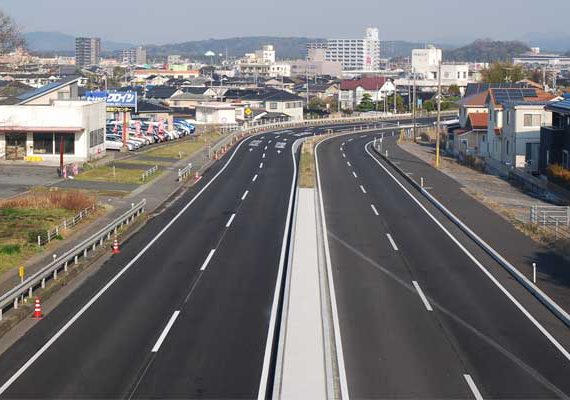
[194,171,201,181]
[112,238,120,254]
[32,297,43,319]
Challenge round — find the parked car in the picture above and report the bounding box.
[105,135,134,151]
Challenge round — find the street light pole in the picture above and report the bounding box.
[436,61,442,168]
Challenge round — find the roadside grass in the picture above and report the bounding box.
[0,190,98,276]
[118,159,174,167]
[75,166,159,185]
[143,132,221,159]
[299,148,316,188]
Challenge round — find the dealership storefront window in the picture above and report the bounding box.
[33,132,75,155]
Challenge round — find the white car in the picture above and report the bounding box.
[105,136,134,151]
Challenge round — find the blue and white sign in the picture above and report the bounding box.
[86,90,137,112]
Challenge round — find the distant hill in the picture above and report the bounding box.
[145,36,320,60]
[24,31,135,53]
[444,39,530,62]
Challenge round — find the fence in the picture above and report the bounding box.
[141,165,159,182]
[0,199,147,320]
[529,205,570,240]
[38,204,97,246]
[177,163,193,181]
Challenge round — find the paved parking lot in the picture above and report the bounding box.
[0,165,62,199]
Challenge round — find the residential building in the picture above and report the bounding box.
[484,87,556,172]
[540,95,570,173]
[339,77,395,110]
[288,49,343,78]
[75,37,101,68]
[223,88,304,121]
[236,45,291,78]
[121,47,147,65]
[412,46,469,86]
[307,28,380,72]
[195,102,237,124]
[513,48,570,69]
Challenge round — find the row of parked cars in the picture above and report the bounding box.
[105,119,196,151]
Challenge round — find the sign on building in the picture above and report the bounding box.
[86,91,138,112]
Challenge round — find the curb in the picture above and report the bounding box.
[372,143,570,328]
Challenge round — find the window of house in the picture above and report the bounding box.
[523,114,541,127]
[89,128,104,148]
[54,133,75,154]
[33,132,53,154]
[269,102,278,110]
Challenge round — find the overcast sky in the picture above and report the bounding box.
[1,0,569,44]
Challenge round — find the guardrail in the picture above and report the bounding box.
[141,165,159,182]
[372,143,570,327]
[529,205,570,240]
[177,163,193,182]
[38,204,97,246]
[0,199,147,321]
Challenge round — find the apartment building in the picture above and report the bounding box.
[75,37,101,68]
[412,46,469,86]
[121,47,147,66]
[307,28,381,72]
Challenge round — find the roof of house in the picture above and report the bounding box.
[145,86,180,99]
[224,88,302,102]
[545,93,570,114]
[464,82,528,98]
[136,100,172,113]
[16,75,80,105]
[340,77,388,91]
[170,92,211,101]
[467,112,488,130]
[181,86,210,95]
[458,91,489,107]
[487,87,556,108]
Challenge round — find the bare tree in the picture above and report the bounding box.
[0,10,24,54]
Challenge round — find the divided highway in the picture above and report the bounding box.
[0,129,306,398]
[316,131,570,398]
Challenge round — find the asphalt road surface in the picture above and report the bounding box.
[316,131,570,399]
[0,129,307,399]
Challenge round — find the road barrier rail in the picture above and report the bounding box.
[0,199,147,321]
[372,142,570,327]
[141,165,159,182]
[177,163,193,182]
[38,204,97,246]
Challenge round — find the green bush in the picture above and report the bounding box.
[546,164,570,189]
[0,244,21,255]
[28,230,46,244]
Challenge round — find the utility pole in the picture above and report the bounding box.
[393,82,397,114]
[436,61,442,168]
[412,68,417,139]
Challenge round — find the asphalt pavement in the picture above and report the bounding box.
[0,129,303,398]
[316,131,570,398]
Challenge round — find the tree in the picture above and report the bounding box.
[448,84,461,97]
[308,97,326,112]
[481,62,527,83]
[356,93,375,112]
[0,10,24,54]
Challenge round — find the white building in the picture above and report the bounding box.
[0,101,106,163]
[513,48,570,68]
[307,27,380,72]
[411,46,469,86]
[195,102,237,124]
[339,77,396,110]
[237,45,291,77]
[121,47,147,65]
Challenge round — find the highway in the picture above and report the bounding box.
[316,131,570,398]
[0,129,306,398]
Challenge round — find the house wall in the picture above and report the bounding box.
[265,100,304,121]
[485,102,503,161]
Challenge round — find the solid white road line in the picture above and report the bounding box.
[200,249,216,271]
[386,233,399,251]
[347,161,351,167]
[360,185,366,194]
[352,171,358,178]
[0,132,255,396]
[315,139,350,400]
[257,138,301,400]
[241,190,249,201]
[259,162,263,169]
[151,311,181,353]
[412,281,433,311]
[371,204,379,216]
[463,374,484,400]
[364,142,570,362]
[226,213,236,228]
[252,174,258,182]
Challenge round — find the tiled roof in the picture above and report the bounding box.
[458,91,489,107]
[468,112,488,130]
[146,86,179,99]
[545,93,570,114]
[340,77,388,91]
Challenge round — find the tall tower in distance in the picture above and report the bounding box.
[75,37,101,68]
